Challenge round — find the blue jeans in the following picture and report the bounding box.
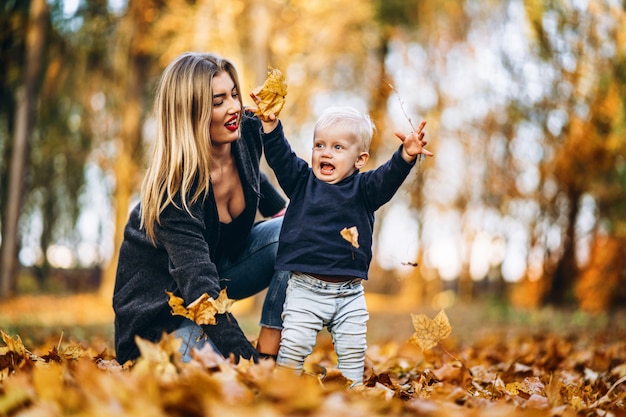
[175,217,288,361]
[277,272,369,385]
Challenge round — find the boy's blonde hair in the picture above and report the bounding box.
[140,52,242,245]
[314,106,374,151]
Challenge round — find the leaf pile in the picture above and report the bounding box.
[1,317,625,416]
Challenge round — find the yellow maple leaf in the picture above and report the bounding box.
[212,288,236,314]
[410,309,452,351]
[166,289,234,326]
[251,66,287,121]
[340,226,360,249]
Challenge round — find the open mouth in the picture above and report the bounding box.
[320,162,335,175]
[225,116,239,132]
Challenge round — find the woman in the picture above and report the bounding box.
[113,52,288,365]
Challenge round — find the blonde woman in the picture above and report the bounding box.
[113,52,287,365]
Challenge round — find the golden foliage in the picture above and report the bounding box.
[0,320,625,416]
[251,67,288,122]
[576,235,626,313]
[409,310,452,351]
[166,289,235,326]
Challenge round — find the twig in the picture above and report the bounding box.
[387,81,424,165]
[57,330,64,352]
[590,374,626,408]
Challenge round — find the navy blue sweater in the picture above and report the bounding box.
[113,113,286,364]
[262,122,416,279]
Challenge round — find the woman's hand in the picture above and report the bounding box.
[395,120,434,162]
[202,312,260,363]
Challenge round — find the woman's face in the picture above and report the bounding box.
[209,71,241,145]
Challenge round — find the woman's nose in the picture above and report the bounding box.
[228,97,241,113]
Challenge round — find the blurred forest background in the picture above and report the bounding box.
[0,0,625,316]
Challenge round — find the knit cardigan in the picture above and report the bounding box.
[113,113,286,364]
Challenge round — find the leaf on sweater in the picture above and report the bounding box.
[166,289,234,326]
[410,310,452,351]
[251,66,287,121]
[340,226,360,249]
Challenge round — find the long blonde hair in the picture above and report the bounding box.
[140,52,243,245]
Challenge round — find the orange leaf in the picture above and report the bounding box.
[251,66,287,121]
[340,226,360,249]
[134,334,181,383]
[186,293,218,325]
[410,310,452,351]
[166,289,234,326]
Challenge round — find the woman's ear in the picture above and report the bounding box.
[355,152,370,169]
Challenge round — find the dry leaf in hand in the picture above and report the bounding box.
[251,66,287,121]
[410,309,452,351]
[340,226,360,249]
[212,288,236,314]
[166,289,234,326]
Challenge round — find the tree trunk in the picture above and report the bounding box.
[547,189,581,305]
[0,0,48,299]
[99,0,147,299]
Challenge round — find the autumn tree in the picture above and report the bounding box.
[0,0,48,298]
[512,1,626,308]
[99,0,162,299]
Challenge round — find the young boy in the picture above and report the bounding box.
[260,106,432,386]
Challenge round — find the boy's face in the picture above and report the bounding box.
[311,125,369,184]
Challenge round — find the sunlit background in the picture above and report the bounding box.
[1,0,625,313]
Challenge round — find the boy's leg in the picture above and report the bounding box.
[328,283,369,386]
[277,275,332,372]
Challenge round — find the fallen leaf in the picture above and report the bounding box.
[410,310,452,351]
[251,66,287,121]
[340,226,360,249]
[133,334,181,383]
[0,331,29,372]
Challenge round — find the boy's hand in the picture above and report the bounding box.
[395,120,433,162]
[249,93,279,133]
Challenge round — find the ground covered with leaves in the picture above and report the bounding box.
[0,295,625,416]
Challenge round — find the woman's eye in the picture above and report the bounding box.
[232,90,239,98]
[213,100,223,107]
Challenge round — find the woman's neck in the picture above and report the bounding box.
[211,142,232,165]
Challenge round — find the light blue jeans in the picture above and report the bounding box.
[277,272,369,385]
[175,217,289,362]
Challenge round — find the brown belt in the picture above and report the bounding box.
[308,273,360,283]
